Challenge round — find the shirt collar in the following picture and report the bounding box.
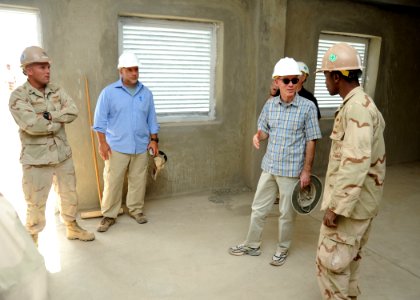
[116,78,142,89]
[25,81,57,96]
[278,93,299,107]
[343,86,363,103]
[335,86,363,115]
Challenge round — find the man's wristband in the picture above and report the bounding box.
[151,137,159,143]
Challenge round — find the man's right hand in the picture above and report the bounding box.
[253,130,262,149]
[98,142,112,160]
[323,209,338,228]
[253,130,268,149]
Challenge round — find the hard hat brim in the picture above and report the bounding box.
[290,175,323,215]
[21,58,51,68]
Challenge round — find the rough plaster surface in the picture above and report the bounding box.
[1,0,419,210]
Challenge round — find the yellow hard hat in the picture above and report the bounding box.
[316,43,363,75]
[20,46,51,68]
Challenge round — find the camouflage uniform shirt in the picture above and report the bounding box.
[9,81,78,165]
[321,86,386,219]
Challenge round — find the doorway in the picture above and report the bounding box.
[0,6,63,272]
[0,6,41,219]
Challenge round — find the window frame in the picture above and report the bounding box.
[118,16,220,123]
[314,32,381,118]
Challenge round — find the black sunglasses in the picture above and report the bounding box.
[281,78,299,85]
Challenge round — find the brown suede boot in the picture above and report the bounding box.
[97,217,116,232]
[129,213,148,224]
[66,221,95,241]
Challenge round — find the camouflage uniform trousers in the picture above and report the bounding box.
[22,157,78,234]
[316,216,373,299]
[101,150,148,218]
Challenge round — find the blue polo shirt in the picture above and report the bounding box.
[93,79,160,155]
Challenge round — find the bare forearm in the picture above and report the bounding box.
[96,131,107,145]
[96,131,111,160]
[303,140,316,173]
[299,140,316,187]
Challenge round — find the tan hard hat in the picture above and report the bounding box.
[291,175,322,215]
[316,43,362,73]
[20,46,51,68]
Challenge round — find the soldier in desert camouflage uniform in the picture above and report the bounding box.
[9,46,94,245]
[315,43,386,299]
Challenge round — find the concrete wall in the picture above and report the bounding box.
[242,0,288,189]
[2,0,261,210]
[284,0,420,174]
[1,0,419,210]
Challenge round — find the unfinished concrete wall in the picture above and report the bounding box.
[2,0,261,210]
[2,0,419,210]
[242,0,288,189]
[284,0,420,173]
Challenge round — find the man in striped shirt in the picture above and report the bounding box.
[229,57,322,266]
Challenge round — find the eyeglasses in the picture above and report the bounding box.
[281,78,300,85]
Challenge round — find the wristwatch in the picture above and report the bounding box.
[151,137,159,143]
[43,111,51,120]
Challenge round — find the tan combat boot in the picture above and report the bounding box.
[65,221,95,241]
[31,233,38,247]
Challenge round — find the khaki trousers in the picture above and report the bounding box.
[316,216,372,299]
[101,150,148,218]
[245,172,297,253]
[22,157,78,234]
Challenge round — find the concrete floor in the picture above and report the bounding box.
[40,162,420,300]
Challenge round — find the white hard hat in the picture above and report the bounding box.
[272,57,301,78]
[117,52,140,69]
[297,61,310,76]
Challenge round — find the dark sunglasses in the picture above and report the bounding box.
[281,78,299,85]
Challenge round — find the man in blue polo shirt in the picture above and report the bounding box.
[93,52,160,232]
[229,57,321,266]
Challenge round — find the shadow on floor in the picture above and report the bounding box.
[42,162,420,300]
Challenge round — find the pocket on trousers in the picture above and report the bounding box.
[318,230,356,273]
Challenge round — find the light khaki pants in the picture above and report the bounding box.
[316,216,372,299]
[245,172,297,253]
[22,157,78,234]
[101,150,148,218]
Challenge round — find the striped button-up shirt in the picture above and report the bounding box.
[258,94,322,177]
